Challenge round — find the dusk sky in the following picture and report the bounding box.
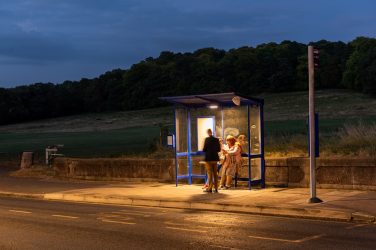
[0,0,375,88]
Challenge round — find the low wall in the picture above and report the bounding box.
[53,157,376,190]
[266,157,376,190]
[54,157,174,182]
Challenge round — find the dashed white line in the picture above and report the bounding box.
[52,214,78,219]
[165,226,207,233]
[248,234,325,243]
[112,211,151,217]
[100,219,136,225]
[9,209,31,214]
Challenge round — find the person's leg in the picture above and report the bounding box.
[226,175,233,187]
[220,167,226,187]
[212,162,218,191]
[205,162,213,191]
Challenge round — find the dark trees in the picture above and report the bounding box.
[1,37,376,125]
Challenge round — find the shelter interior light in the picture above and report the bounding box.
[208,104,218,109]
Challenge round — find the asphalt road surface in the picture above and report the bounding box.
[0,197,375,250]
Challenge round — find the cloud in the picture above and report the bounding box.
[16,20,39,33]
[0,0,375,87]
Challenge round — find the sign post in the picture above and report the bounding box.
[308,45,322,203]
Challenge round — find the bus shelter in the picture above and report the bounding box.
[160,92,265,189]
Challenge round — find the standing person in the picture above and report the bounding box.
[202,129,221,193]
[220,135,242,189]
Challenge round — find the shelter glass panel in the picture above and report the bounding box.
[222,106,249,155]
[249,105,261,155]
[175,107,187,153]
[191,156,206,175]
[177,156,188,175]
[251,158,262,180]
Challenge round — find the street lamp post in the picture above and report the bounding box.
[308,45,322,203]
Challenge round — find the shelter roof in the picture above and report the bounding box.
[159,92,263,107]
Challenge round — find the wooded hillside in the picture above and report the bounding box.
[1,37,375,125]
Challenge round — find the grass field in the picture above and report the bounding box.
[0,126,160,160]
[0,89,375,159]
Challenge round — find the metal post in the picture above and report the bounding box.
[247,105,251,190]
[260,104,265,188]
[308,46,322,203]
[187,108,192,185]
[174,107,178,187]
[221,107,224,138]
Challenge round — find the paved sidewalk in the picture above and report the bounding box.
[1,168,375,223]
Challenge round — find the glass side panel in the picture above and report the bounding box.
[175,107,187,153]
[236,158,261,181]
[177,156,188,175]
[222,106,249,155]
[191,155,206,175]
[249,105,261,155]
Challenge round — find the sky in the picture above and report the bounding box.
[0,0,375,87]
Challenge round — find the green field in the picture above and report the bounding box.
[0,126,160,159]
[0,89,375,159]
[266,116,376,135]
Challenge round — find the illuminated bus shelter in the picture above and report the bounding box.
[160,92,265,189]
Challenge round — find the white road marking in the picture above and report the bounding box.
[9,209,31,214]
[52,214,78,219]
[100,219,136,225]
[119,210,150,214]
[248,234,325,243]
[113,211,151,217]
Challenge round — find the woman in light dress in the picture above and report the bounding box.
[219,135,242,189]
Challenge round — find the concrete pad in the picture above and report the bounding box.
[2,178,376,224]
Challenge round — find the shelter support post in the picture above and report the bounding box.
[187,108,192,185]
[174,107,178,187]
[247,105,252,190]
[260,104,265,188]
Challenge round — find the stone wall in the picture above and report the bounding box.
[53,157,376,190]
[266,157,376,190]
[54,157,174,182]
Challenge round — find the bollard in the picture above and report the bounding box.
[20,151,34,169]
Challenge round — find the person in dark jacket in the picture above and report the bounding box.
[202,129,221,193]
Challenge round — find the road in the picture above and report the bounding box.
[0,197,375,250]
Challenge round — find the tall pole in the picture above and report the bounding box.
[308,46,322,203]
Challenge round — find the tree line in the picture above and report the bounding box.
[0,37,375,125]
